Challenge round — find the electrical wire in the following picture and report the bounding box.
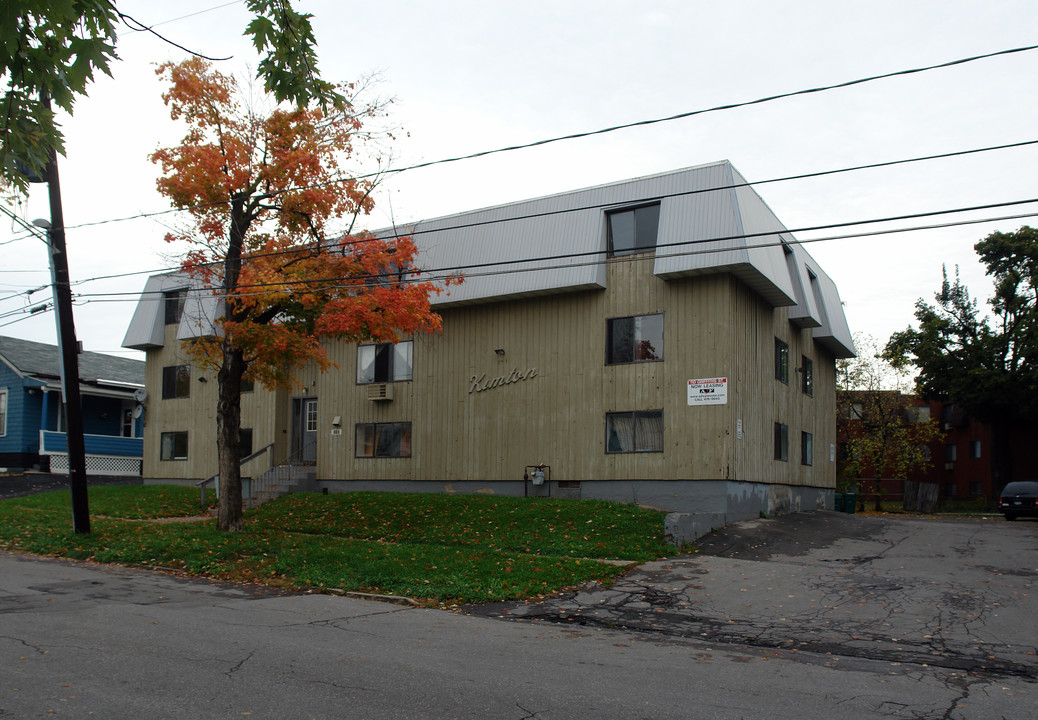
[59,43,1038,232]
[50,138,1038,290]
[67,202,1038,303]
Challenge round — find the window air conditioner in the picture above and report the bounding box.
[367,383,393,401]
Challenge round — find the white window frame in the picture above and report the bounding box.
[357,341,413,384]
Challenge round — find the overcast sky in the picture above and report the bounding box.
[3,0,1037,359]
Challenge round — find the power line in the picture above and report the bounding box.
[52,138,1038,290]
[68,200,1038,302]
[71,208,1038,305]
[121,1,243,32]
[60,43,1038,232]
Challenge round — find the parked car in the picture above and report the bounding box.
[998,481,1038,520]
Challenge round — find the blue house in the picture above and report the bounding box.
[0,336,145,475]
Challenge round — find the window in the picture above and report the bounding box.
[0,387,7,436]
[161,365,191,399]
[774,422,789,461]
[356,422,412,458]
[606,410,663,453]
[607,203,660,257]
[801,431,813,466]
[944,482,957,497]
[905,406,931,423]
[305,400,318,433]
[164,289,186,325]
[969,440,982,459]
[160,431,188,460]
[240,428,254,458]
[838,402,863,420]
[357,341,413,384]
[240,377,254,393]
[606,314,663,364]
[775,339,789,384]
[945,443,957,462]
[837,441,849,461]
[969,482,982,497]
[800,356,813,396]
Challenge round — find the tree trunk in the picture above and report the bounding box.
[989,417,1014,494]
[216,342,245,531]
[216,193,249,532]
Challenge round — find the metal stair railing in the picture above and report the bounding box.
[247,444,316,507]
[197,443,275,506]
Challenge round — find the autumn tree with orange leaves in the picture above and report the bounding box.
[151,58,455,531]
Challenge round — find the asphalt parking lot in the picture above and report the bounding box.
[469,510,1038,680]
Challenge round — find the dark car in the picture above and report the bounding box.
[998,481,1038,520]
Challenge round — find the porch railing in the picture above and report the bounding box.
[39,430,143,477]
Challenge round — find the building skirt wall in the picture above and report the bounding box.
[312,477,832,519]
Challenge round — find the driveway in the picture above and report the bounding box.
[0,472,141,500]
[468,511,1038,680]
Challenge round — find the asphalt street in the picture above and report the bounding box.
[1,512,1035,719]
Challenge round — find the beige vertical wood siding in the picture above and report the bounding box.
[143,257,836,491]
[314,257,835,489]
[141,325,283,479]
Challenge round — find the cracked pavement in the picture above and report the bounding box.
[1,512,1034,719]
[469,512,1038,682]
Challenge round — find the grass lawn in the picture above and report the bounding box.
[0,485,676,605]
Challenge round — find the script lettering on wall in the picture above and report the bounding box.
[469,367,538,394]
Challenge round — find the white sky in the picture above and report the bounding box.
[3,0,1038,359]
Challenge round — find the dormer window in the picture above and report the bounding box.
[164,289,186,325]
[607,203,660,257]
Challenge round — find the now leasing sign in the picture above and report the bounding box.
[688,377,728,405]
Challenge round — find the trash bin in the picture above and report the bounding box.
[843,492,857,514]
[834,493,844,512]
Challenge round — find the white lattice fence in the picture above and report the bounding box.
[48,454,142,477]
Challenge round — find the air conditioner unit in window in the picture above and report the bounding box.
[367,383,393,401]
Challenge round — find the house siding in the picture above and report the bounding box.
[0,365,40,466]
[127,163,850,517]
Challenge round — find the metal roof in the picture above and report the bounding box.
[122,162,855,358]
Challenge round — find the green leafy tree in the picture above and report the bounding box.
[886,226,1038,489]
[837,334,943,511]
[1,0,341,191]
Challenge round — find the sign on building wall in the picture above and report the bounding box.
[688,377,728,405]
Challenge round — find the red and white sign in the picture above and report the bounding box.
[688,377,728,405]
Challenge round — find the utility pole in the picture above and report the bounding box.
[38,92,90,534]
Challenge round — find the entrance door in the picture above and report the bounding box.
[292,397,318,464]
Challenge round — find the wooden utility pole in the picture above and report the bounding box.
[39,92,90,533]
